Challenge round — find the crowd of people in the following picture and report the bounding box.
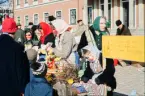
[0,14,141,96]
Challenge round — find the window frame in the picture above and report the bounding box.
[17,16,20,24]
[16,0,20,5]
[43,12,49,23]
[24,15,29,27]
[69,8,77,25]
[33,13,39,25]
[88,6,93,24]
[55,10,62,19]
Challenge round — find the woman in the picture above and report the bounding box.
[38,22,55,48]
[92,16,116,96]
[81,16,116,96]
[24,28,33,51]
[51,19,77,66]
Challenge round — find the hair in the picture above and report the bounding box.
[31,25,38,39]
[82,49,90,57]
[24,28,31,34]
[29,22,33,25]
[77,20,82,23]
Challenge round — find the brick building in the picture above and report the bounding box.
[14,0,144,35]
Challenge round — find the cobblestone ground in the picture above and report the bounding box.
[113,66,144,96]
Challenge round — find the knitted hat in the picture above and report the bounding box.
[2,17,17,33]
[26,49,37,62]
[116,20,122,26]
[31,62,47,77]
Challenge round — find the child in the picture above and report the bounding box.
[80,45,103,83]
[26,49,37,81]
[25,62,53,96]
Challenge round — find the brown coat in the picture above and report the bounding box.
[116,25,131,35]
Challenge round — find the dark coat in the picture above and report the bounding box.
[0,34,30,96]
[116,25,131,35]
[14,28,26,45]
[44,33,56,48]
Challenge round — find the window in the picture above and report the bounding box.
[70,9,76,25]
[100,0,104,16]
[56,11,62,19]
[88,7,92,24]
[108,0,111,21]
[25,0,28,4]
[133,0,135,27]
[17,16,20,23]
[44,13,49,23]
[34,14,38,25]
[25,16,29,27]
[17,0,20,5]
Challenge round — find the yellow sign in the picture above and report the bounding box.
[102,36,145,62]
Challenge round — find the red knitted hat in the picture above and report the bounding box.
[2,17,17,33]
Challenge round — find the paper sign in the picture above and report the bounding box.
[102,36,145,62]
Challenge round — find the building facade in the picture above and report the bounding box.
[14,0,144,35]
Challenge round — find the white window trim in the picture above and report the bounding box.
[33,13,39,25]
[43,0,48,3]
[55,10,62,19]
[24,15,29,27]
[24,0,29,7]
[43,12,49,22]
[33,0,38,5]
[69,8,77,25]
[17,16,21,23]
[134,0,136,28]
[99,0,104,16]
[16,0,20,6]
[88,6,93,24]
[16,0,20,9]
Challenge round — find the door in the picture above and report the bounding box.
[123,1,129,27]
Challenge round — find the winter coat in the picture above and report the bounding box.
[116,25,131,35]
[25,77,53,96]
[0,34,29,96]
[24,40,34,51]
[44,33,55,48]
[53,32,77,64]
[14,28,25,45]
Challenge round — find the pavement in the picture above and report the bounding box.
[113,65,144,96]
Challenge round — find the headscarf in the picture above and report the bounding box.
[93,16,107,35]
[51,19,69,35]
[92,16,108,50]
[39,22,53,44]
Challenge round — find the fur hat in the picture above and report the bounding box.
[116,20,122,26]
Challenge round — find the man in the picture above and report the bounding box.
[116,20,131,35]
[116,20,132,66]
[28,22,33,29]
[14,23,25,45]
[0,17,29,96]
